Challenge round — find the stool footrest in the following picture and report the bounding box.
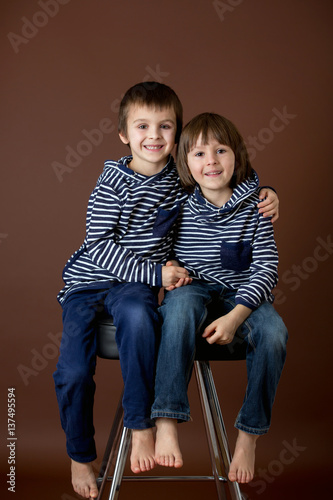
[98,474,227,483]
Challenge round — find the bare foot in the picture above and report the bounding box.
[71,460,98,498]
[130,428,156,473]
[155,418,183,468]
[228,430,259,483]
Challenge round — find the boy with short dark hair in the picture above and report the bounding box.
[53,82,278,498]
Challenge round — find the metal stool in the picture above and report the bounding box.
[96,314,247,500]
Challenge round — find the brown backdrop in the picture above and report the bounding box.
[1,1,332,499]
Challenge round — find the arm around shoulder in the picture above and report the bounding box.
[257,187,279,222]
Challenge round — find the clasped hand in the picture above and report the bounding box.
[162,261,192,290]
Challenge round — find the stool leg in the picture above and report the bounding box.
[195,361,244,500]
[195,361,243,500]
[201,361,243,500]
[107,427,132,500]
[97,390,129,500]
[97,392,124,482]
[195,361,227,500]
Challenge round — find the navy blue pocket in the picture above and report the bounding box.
[220,241,252,272]
[153,206,180,237]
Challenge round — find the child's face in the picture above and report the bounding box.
[119,104,177,175]
[187,134,235,205]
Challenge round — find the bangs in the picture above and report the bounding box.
[186,113,234,153]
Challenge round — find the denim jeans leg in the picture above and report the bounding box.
[104,283,160,430]
[234,301,288,435]
[53,289,108,463]
[151,281,213,421]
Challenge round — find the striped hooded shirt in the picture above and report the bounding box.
[173,170,278,310]
[57,155,186,305]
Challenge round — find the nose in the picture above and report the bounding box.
[206,153,217,165]
[149,126,161,139]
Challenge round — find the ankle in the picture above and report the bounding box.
[156,417,177,430]
[132,427,154,440]
[237,430,259,444]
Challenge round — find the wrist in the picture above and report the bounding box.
[229,304,251,327]
[155,263,163,287]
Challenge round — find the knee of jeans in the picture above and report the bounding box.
[161,288,206,318]
[113,296,159,342]
[127,296,157,321]
[55,362,95,388]
[261,316,288,355]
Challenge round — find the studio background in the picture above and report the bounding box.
[1,1,332,499]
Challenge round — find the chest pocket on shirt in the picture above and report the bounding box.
[153,206,180,237]
[220,241,252,272]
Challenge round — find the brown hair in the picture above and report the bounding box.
[177,112,253,191]
[118,82,183,143]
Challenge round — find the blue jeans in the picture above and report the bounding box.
[151,280,288,435]
[53,282,160,463]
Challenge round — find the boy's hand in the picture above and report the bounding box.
[257,188,279,223]
[202,314,238,345]
[162,261,192,290]
[202,305,251,345]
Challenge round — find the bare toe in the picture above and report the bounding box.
[155,418,183,469]
[71,460,98,498]
[130,428,155,474]
[228,430,258,484]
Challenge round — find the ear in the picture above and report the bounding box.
[119,132,129,145]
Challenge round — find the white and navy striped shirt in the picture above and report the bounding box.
[58,155,186,305]
[173,171,278,310]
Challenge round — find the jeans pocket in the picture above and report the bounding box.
[220,240,252,272]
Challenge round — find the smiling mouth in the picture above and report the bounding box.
[144,145,164,151]
[205,170,222,176]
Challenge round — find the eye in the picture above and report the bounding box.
[194,151,204,157]
[160,124,172,129]
[217,148,226,154]
[138,124,148,129]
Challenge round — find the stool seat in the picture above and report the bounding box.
[97,314,247,361]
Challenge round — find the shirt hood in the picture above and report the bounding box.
[103,155,176,184]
